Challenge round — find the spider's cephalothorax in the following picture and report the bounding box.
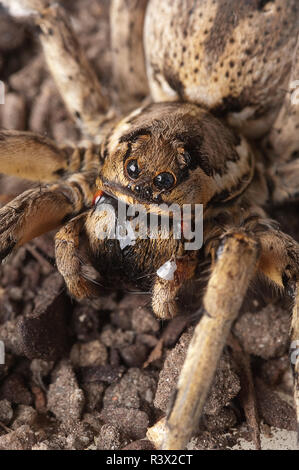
[0,0,299,450]
[97,102,255,209]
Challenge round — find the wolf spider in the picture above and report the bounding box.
[0,0,299,450]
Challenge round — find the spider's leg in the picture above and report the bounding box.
[265,34,299,163]
[0,169,96,261]
[1,0,114,138]
[268,157,299,205]
[163,231,260,450]
[291,288,299,444]
[0,130,100,182]
[151,253,198,320]
[257,228,299,442]
[257,227,299,291]
[111,0,149,111]
[0,130,67,182]
[55,212,101,300]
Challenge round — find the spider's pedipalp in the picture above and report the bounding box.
[163,231,260,450]
[55,212,101,300]
[152,253,198,320]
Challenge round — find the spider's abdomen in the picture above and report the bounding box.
[145,0,298,137]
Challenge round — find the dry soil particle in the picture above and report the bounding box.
[187,429,238,450]
[154,327,240,419]
[0,373,32,406]
[255,378,297,431]
[233,304,290,359]
[0,399,13,425]
[70,340,108,368]
[131,307,160,334]
[47,360,85,425]
[81,382,105,413]
[11,405,37,430]
[94,423,127,450]
[120,342,149,367]
[0,425,37,450]
[17,273,72,361]
[203,354,241,416]
[202,407,237,432]
[154,328,194,413]
[103,368,157,411]
[100,407,149,441]
[64,421,96,450]
[258,355,290,387]
[122,439,155,450]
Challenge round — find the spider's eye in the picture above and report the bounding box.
[153,172,175,190]
[126,159,140,179]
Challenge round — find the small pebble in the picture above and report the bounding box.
[47,360,85,425]
[0,425,37,450]
[70,340,108,368]
[0,399,13,425]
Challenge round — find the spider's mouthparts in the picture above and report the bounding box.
[93,190,124,213]
[92,190,105,205]
[93,188,124,206]
[93,191,116,207]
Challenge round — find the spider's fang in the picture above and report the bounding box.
[92,190,104,206]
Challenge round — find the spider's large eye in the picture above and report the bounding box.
[153,172,175,190]
[126,159,140,179]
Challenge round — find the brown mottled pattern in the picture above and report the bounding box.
[145,0,299,133]
[204,0,271,61]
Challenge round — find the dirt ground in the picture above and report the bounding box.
[0,0,298,450]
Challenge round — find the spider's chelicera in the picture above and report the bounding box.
[92,193,203,251]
